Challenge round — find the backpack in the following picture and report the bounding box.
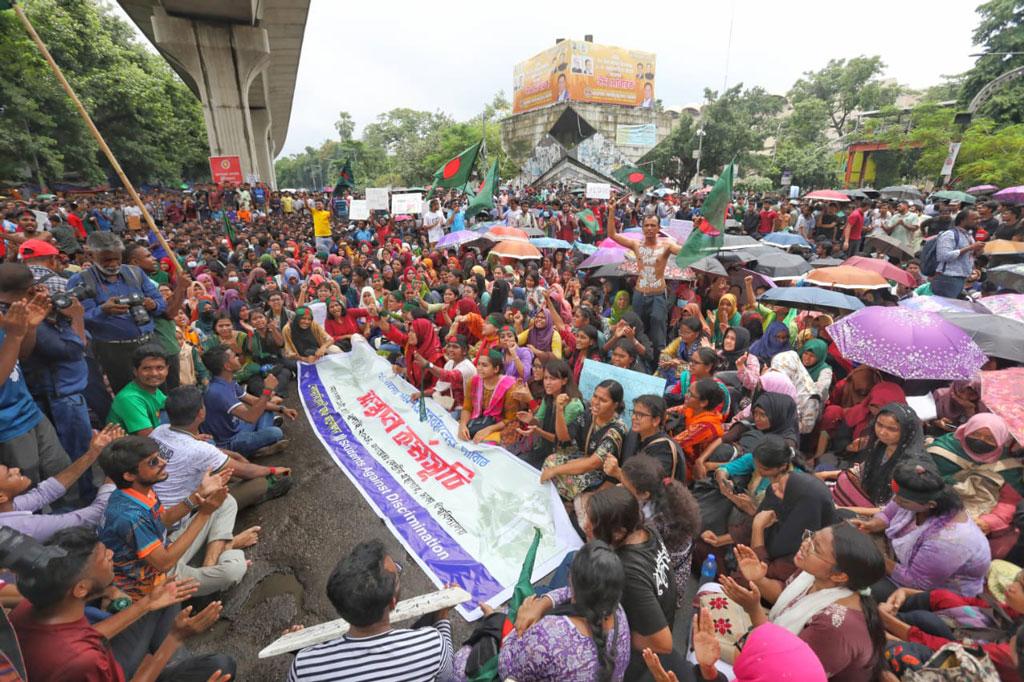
[903,642,1000,681]
[920,229,962,277]
[927,444,1023,518]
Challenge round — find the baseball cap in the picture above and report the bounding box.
[19,239,59,259]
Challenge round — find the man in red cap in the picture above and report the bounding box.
[18,239,66,296]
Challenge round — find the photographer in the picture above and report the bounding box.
[66,232,166,393]
[18,239,66,295]
[126,242,188,391]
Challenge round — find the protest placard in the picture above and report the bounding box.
[585,182,611,200]
[578,359,666,426]
[391,193,423,214]
[366,187,390,210]
[349,199,369,221]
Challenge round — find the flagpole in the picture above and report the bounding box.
[12,1,177,271]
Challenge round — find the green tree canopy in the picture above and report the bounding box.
[960,0,1024,125]
[789,56,900,139]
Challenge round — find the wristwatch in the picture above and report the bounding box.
[183,494,199,513]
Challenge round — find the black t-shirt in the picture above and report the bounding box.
[621,430,683,481]
[617,529,676,637]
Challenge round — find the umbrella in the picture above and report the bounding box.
[938,311,1024,363]
[521,227,545,237]
[842,189,869,200]
[981,368,1024,446]
[719,234,761,250]
[805,266,890,290]
[748,251,812,279]
[810,257,845,268]
[930,190,975,204]
[435,230,482,249]
[659,224,693,243]
[689,256,728,277]
[763,232,812,249]
[843,255,917,288]
[880,185,923,201]
[983,239,1024,255]
[967,184,999,195]
[986,264,1024,292]
[898,295,990,314]
[489,240,541,260]
[587,263,629,279]
[579,248,627,269]
[484,226,530,243]
[573,242,597,255]
[731,268,776,290]
[804,190,851,202]
[758,286,864,313]
[993,186,1024,204]
[653,188,676,196]
[978,293,1024,323]
[827,307,988,380]
[865,233,916,261]
[529,237,572,250]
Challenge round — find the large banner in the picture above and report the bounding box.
[512,41,656,114]
[209,155,243,185]
[298,339,581,620]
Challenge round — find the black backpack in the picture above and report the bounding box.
[920,229,961,277]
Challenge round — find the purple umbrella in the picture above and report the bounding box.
[898,296,989,314]
[967,184,998,195]
[827,307,988,380]
[435,230,481,249]
[578,248,627,269]
[993,186,1024,204]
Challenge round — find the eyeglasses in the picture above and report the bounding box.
[393,559,404,575]
[801,529,828,560]
[633,411,653,419]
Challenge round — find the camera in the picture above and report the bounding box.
[50,281,95,310]
[0,526,67,589]
[116,292,151,326]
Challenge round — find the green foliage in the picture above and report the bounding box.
[960,0,1024,125]
[0,0,208,186]
[789,56,900,138]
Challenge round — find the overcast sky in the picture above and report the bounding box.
[110,0,982,158]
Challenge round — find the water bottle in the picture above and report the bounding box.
[699,554,718,585]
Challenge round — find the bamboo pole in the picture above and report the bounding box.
[12,1,177,271]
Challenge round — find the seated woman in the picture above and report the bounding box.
[619,454,701,610]
[518,487,681,681]
[819,373,903,458]
[799,338,833,400]
[748,320,791,366]
[609,338,645,373]
[853,462,992,601]
[769,351,821,436]
[817,402,925,515]
[930,378,986,434]
[719,523,888,682]
[203,313,261,383]
[665,347,731,416]
[517,358,585,469]
[671,378,726,482]
[498,324,534,381]
[715,325,750,374]
[540,380,627,515]
[707,293,740,347]
[323,297,370,349]
[927,412,1023,559]
[658,318,705,387]
[283,306,340,364]
[568,325,602,385]
[604,312,654,373]
[518,309,564,363]
[459,348,519,444]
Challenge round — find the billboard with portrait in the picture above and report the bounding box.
[512,41,656,114]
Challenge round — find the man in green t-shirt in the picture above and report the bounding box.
[107,345,168,436]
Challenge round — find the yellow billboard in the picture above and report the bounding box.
[512,41,656,114]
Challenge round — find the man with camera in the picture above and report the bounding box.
[66,232,167,393]
[18,239,66,295]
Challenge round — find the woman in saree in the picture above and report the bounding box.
[459,348,519,444]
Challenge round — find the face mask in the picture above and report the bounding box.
[187,261,198,268]
[965,437,997,456]
[228,276,239,283]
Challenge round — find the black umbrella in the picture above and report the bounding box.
[719,234,760,250]
[938,311,1024,363]
[865,234,916,261]
[748,251,812,279]
[689,256,728,277]
[986,264,1024,293]
[880,185,923,201]
[810,257,844,267]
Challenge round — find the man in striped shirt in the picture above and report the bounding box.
[289,539,454,681]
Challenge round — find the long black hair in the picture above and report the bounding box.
[569,541,624,682]
[892,462,962,519]
[621,455,701,550]
[587,486,643,547]
[594,379,625,413]
[486,279,510,316]
[831,523,887,682]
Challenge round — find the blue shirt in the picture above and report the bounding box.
[22,319,88,398]
[451,209,466,232]
[99,487,167,598]
[203,377,245,444]
[935,227,974,278]
[66,266,166,341]
[0,329,43,442]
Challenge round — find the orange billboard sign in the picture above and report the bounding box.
[512,41,656,114]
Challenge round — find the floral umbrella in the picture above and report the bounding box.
[981,368,1024,446]
[978,293,1024,324]
[827,307,988,380]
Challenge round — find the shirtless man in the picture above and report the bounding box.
[607,194,682,358]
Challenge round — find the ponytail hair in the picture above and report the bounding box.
[621,455,701,549]
[570,541,624,682]
[831,522,887,682]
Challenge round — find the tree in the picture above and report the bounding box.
[789,56,901,139]
[334,111,355,141]
[960,0,1024,125]
[0,0,207,186]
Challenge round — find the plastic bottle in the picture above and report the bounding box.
[699,553,718,585]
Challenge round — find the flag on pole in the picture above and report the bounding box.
[612,165,658,193]
[675,162,732,268]
[465,159,498,218]
[221,211,236,249]
[432,141,481,190]
[575,208,599,238]
[333,159,355,192]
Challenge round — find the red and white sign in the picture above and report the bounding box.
[209,155,243,185]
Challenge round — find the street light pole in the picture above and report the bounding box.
[694,128,706,187]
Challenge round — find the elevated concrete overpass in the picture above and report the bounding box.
[118,0,310,188]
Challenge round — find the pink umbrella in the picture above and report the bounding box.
[981,368,1024,446]
[804,190,851,202]
[968,184,999,195]
[579,248,627,269]
[978,294,1024,324]
[843,255,916,288]
[993,186,1024,204]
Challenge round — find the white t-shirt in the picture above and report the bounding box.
[423,210,445,244]
[150,424,230,510]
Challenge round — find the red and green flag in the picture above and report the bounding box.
[575,208,599,238]
[333,159,355,192]
[676,162,732,268]
[432,140,482,190]
[222,211,236,249]
[465,159,498,218]
[612,165,658,193]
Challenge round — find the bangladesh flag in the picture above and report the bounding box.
[333,159,355,192]
[222,211,236,249]
[432,140,481,190]
[676,162,732,268]
[612,165,658,193]
[465,159,498,218]
[575,208,599,238]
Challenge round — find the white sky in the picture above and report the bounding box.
[109,0,983,158]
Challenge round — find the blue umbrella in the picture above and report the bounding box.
[763,232,811,249]
[530,237,572,250]
[758,286,864,312]
[573,242,597,255]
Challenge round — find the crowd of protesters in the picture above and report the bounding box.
[1,175,1024,682]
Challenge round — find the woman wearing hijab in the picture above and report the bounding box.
[749,320,791,365]
[283,306,340,364]
[821,381,907,458]
[799,339,832,400]
[717,325,751,374]
[485,279,510,317]
[707,293,741,346]
[927,412,1023,558]
[608,290,631,326]
[519,308,562,362]
[380,316,443,391]
[931,379,986,432]
[770,351,822,435]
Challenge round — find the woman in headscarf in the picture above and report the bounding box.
[519,308,563,363]
[799,338,833,400]
[192,298,218,340]
[717,325,751,371]
[381,316,443,391]
[659,318,706,386]
[829,364,880,410]
[608,290,631,326]
[707,293,741,346]
[931,379,986,432]
[451,298,483,343]
[740,309,764,343]
[770,351,822,435]
[749,320,791,365]
[927,412,1023,558]
[283,306,339,364]
[820,380,907,458]
[245,267,268,304]
[472,313,503,365]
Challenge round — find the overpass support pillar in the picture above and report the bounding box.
[251,104,276,188]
